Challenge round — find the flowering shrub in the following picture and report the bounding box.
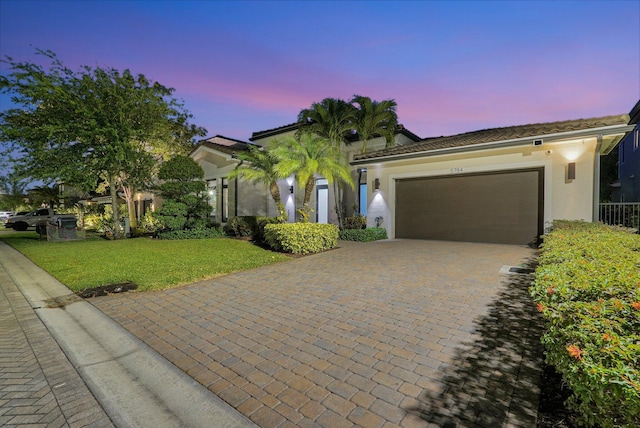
[264,223,338,254]
[530,221,640,427]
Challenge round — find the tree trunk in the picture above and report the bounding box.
[333,181,344,229]
[122,185,137,230]
[300,178,315,222]
[269,182,285,218]
[108,173,120,239]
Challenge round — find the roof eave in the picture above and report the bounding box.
[351,123,634,165]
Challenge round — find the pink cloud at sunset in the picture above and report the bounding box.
[1,0,638,141]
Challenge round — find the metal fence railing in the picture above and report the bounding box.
[599,203,640,232]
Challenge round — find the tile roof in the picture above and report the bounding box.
[250,122,421,143]
[353,114,630,162]
[250,123,298,141]
[193,135,259,156]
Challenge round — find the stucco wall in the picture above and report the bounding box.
[361,137,599,238]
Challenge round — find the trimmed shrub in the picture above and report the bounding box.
[156,200,188,231]
[157,227,226,240]
[226,216,256,237]
[339,227,387,242]
[264,223,338,254]
[343,215,367,230]
[254,216,285,245]
[530,221,640,428]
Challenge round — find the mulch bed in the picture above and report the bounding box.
[76,281,138,298]
[537,363,583,428]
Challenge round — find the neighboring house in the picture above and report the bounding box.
[352,114,634,246]
[612,100,640,202]
[191,126,421,224]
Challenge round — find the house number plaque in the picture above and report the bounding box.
[450,168,464,173]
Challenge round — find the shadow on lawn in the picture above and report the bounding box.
[406,257,545,427]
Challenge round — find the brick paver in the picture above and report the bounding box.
[92,239,544,427]
[0,257,113,428]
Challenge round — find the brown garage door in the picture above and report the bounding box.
[395,168,543,245]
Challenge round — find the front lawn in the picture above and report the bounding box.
[0,230,290,292]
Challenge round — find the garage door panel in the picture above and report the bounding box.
[396,169,542,245]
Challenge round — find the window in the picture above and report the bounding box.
[634,128,639,151]
[207,179,217,220]
[359,183,367,216]
[221,178,229,222]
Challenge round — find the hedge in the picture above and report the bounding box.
[338,227,387,242]
[157,227,226,240]
[264,223,338,254]
[530,221,640,427]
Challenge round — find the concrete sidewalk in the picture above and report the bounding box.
[0,241,254,428]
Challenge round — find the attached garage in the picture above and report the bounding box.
[395,168,544,245]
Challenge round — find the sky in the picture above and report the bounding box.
[0,0,639,143]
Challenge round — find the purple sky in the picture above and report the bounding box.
[1,0,638,142]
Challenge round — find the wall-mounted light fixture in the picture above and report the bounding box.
[374,178,380,190]
[289,185,294,194]
[567,162,576,180]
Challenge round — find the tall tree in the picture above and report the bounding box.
[297,98,355,227]
[0,50,205,238]
[351,95,398,153]
[228,144,286,218]
[273,133,353,221]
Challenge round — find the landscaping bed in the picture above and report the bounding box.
[531,221,640,428]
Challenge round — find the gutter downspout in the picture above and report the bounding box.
[593,134,603,222]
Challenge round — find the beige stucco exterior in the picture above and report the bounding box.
[358,135,620,239]
[190,116,632,241]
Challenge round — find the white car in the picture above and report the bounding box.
[0,211,15,223]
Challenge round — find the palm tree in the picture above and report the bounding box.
[350,95,398,214]
[30,183,61,208]
[351,95,398,153]
[297,98,356,148]
[0,173,29,211]
[228,144,286,218]
[297,98,356,227]
[274,133,353,221]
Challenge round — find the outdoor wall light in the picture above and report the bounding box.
[289,185,294,194]
[567,162,576,180]
[374,178,380,190]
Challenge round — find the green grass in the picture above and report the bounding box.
[0,230,290,292]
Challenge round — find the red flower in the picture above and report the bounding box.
[567,344,584,359]
[536,303,546,312]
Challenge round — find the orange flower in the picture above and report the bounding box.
[536,303,546,312]
[602,334,612,341]
[567,344,584,359]
[546,287,555,295]
[631,301,640,311]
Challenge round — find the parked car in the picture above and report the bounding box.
[4,208,77,234]
[0,211,15,223]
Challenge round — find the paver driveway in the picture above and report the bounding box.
[92,239,543,427]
